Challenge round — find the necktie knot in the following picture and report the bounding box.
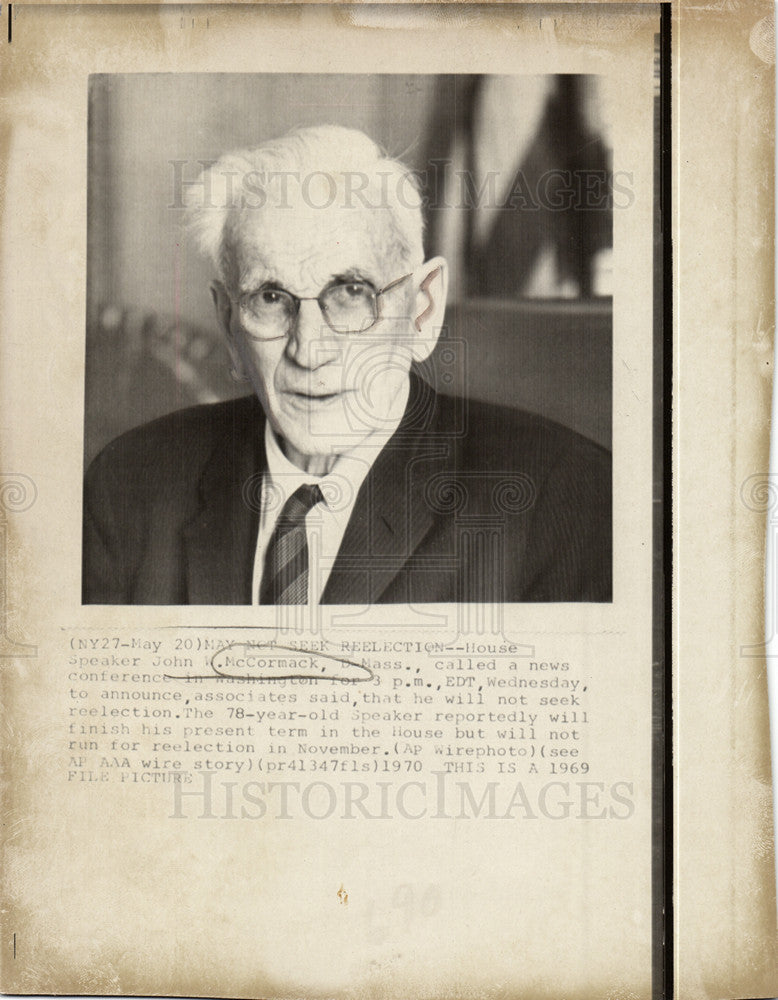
[278,483,323,529]
[259,483,323,605]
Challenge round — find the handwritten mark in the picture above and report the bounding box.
[164,641,372,684]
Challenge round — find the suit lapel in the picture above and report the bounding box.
[322,375,447,605]
[179,378,448,606]
[182,397,265,604]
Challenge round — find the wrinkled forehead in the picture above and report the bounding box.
[227,196,402,294]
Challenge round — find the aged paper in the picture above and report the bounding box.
[1,4,662,997]
[673,3,778,999]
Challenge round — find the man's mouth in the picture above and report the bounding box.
[284,388,350,403]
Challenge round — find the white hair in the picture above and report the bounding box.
[184,125,425,288]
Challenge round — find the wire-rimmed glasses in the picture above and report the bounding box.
[233,272,413,340]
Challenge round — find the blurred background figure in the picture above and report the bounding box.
[421,74,613,300]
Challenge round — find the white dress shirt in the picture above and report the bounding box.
[252,380,409,605]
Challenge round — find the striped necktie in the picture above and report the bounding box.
[259,483,323,605]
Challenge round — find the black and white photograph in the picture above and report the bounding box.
[2,0,777,991]
[83,73,614,606]
[1,5,683,998]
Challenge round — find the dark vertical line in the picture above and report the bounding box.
[462,74,483,298]
[7,5,11,44]
[660,3,675,1000]
[652,3,673,999]
[651,32,661,1000]
[13,932,16,958]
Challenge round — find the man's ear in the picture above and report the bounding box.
[411,256,449,363]
[211,281,247,382]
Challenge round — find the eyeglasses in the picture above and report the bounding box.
[234,273,413,339]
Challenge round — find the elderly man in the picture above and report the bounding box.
[83,125,611,605]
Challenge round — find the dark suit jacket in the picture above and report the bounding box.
[82,375,611,604]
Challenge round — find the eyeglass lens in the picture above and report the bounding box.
[244,282,379,336]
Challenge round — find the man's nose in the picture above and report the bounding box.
[284,299,339,369]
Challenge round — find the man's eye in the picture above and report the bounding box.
[260,289,283,306]
[331,283,372,305]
